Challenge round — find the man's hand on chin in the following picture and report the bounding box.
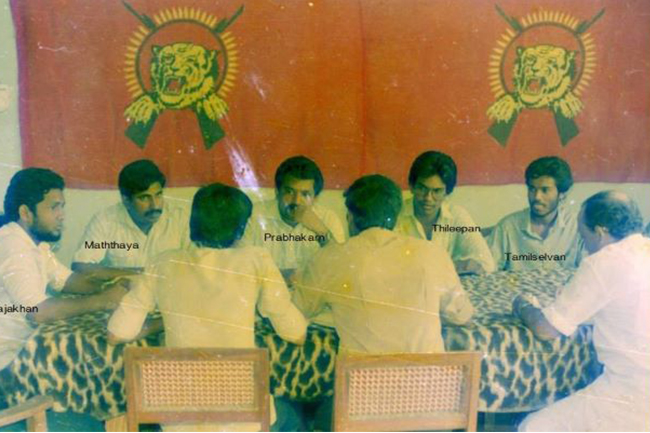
[293,206,330,241]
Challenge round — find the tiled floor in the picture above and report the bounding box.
[0,411,104,432]
[0,409,528,432]
[479,411,529,432]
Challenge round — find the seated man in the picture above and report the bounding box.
[72,159,189,278]
[489,156,582,270]
[513,191,650,431]
[0,168,128,372]
[108,183,307,431]
[243,156,345,279]
[293,174,474,354]
[396,150,495,275]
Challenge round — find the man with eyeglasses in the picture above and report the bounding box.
[396,151,495,275]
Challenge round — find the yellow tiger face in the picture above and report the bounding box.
[150,43,218,109]
[514,45,575,108]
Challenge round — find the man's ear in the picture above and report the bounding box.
[18,204,34,225]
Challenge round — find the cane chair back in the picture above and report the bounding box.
[124,347,270,431]
[334,351,481,432]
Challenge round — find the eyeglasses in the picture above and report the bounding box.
[413,183,446,198]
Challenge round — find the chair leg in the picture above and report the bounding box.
[105,415,128,432]
[26,411,47,432]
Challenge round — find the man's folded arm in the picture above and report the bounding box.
[70,262,142,285]
[107,273,157,344]
[29,283,128,324]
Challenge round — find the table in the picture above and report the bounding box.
[0,269,601,419]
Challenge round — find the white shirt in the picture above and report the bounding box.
[108,244,307,432]
[520,234,650,431]
[242,199,346,270]
[293,228,473,354]
[488,207,583,271]
[0,223,71,369]
[396,200,495,273]
[73,201,190,268]
[543,234,650,396]
[108,245,307,349]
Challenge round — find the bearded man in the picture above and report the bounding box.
[0,168,127,371]
[488,156,583,270]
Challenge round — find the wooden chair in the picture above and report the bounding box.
[333,351,481,432]
[124,347,271,432]
[0,396,53,431]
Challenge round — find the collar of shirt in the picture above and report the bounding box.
[402,198,453,237]
[353,227,399,247]
[520,205,569,240]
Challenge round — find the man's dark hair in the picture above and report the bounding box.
[190,183,252,248]
[582,191,643,240]
[274,156,324,196]
[118,160,166,198]
[1,168,65,226]
[408,151,457,194]
[344,175,402,232]
[525,156,573,193]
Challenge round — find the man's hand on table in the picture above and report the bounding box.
[28,279,130,324]
[512,294,562,341]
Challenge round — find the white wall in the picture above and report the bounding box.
[49,183,650,266]
[1,0,649,266]
[0,0,21,205]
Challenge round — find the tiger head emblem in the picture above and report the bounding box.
[487,44,583,123]
[514,45,575,109]
[150,43,218,109]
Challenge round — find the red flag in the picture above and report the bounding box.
[12,0,650,189]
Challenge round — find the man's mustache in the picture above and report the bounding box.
[145,209,162,217]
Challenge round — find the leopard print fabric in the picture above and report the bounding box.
[259,268,601,411]
[0,269,600,418]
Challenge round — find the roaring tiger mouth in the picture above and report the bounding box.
[163,76,186,95]
[522,77,546,95]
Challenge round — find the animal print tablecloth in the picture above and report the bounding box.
[0,268,601,419]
